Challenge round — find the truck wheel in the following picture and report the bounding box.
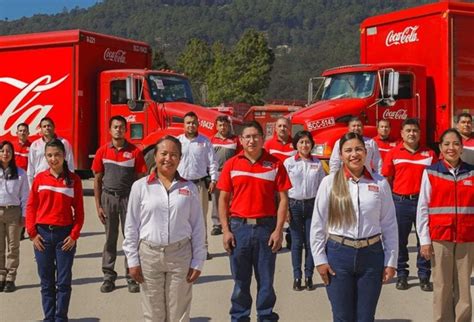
[145,149,155,173]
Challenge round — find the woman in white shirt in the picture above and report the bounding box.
[123,135,206,322]
[284,131,325,291]
[0,141,29,293]
[310,132,398,322]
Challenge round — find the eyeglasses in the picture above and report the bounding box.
[241,134,262,142]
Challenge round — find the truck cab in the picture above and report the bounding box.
[290,63,426,159]
[99,69,236,168]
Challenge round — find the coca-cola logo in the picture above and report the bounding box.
[383,109,408,120]
[385,26,419,47]
[0,75,68,136]
[103,48,127,64]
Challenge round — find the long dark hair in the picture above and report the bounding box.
[45,139,72,186]
[0,140,18,180]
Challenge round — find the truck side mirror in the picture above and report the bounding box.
[387,72,399,96]
[126,76,136,101]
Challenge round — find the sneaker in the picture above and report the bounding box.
[127,280,140,293]
[0,281,5,292]
[4,281,16,293]
[395,276,409,290]
[210,226,222,236]
[419,278,433,292]
[100,280,115,293]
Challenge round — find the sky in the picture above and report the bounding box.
[0,0,98,20]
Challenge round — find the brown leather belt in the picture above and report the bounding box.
[230,216,276,225]
[329,234,381,249]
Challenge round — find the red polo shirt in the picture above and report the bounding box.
[26,170,84,240]
[263,136,296,162]
[13,140,31,171]
[217,150,292,218]
[373,136,398,163]
[91,141,147,193]
[382,143,438,195]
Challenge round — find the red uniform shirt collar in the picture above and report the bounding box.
[294,153,316,161]
[343,165,373,180]
[108,140,129,149]
[147,171,184,184]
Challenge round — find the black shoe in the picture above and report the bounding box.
[127,280,140,293]
[100,280,115,293]
[293,278,304,291]
[420,278,433,292]
[396,276,409,290]
[210,226,222,236]
[4,281,16,293]
[305,277,315,291]
[206,252,212,260]
[0,281,5,292]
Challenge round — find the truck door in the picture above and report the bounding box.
[376,72,416,136]
[109,78,147,145]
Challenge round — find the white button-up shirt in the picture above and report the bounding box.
[27,136,75,187]
[0,167,29,217]
[123,173,206,270]
[177,134,219,181]
[310,170,398,268]
[329,137,382,174]
[284,155,325,200]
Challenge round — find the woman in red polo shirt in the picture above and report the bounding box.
[417,128,474,322]
[26,139,84,322]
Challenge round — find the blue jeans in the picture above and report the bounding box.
[34,225,76,322]
[326,239,384,322]
[229,217,279,322]
[288,198,314,279]
[393,195,431,279]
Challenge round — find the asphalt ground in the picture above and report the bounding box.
[2,179,472,321]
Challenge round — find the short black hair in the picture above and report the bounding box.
[215,115,230,124]
[154,135,182,157]
[109,115,127,128]
[456,112,472,123]
[17,123,29,131]
[184,111,198,120]
[40,117,55,127]
[401,118,420,129]
[292,130,314,150]
[240,121,264,137]
[377,119,391,127]
[348,116,362,125]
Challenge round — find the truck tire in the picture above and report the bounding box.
[144,149,155,173]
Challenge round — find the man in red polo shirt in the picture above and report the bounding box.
[373,119,398,163]
[382,118,437,292]
[264,117,296,162]
[13,123,31,171]
[92,115,147,294]
[455,112,474,165]
[218,121,291,322]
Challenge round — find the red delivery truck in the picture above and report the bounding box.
[0,30,234,173]
[290,1,474,159]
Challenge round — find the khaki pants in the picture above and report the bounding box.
[195,181,208,248]
[432,241,474,322]
[0,206,22,282]
[139,238,193,322]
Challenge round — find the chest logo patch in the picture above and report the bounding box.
[421,151,429,157]
[123,152,133,159]
[463,180,472,186]
[262,161,274,168]
[179,188,190,196]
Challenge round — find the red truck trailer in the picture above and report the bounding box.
[0,30,232,173]
[291,1,474,159]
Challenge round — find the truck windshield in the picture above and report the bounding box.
[322,72,375,100]
[147,74,194,104]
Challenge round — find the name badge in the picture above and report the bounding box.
[368,184,379,192]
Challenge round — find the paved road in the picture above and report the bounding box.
[2,179,472,321]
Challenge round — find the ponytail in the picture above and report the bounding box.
[63,160,72,186]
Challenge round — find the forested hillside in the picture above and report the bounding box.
[0,0,457,100]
